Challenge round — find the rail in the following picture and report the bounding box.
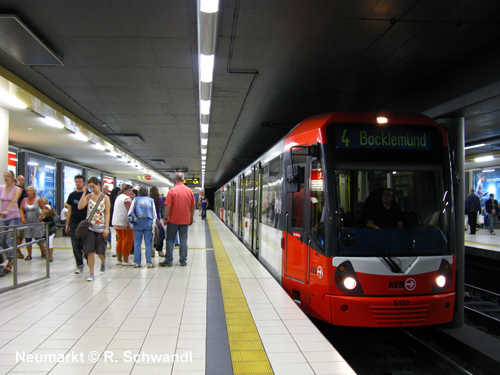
[0,222,50,293]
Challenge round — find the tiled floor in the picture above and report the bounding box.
[464,224,500,253]
[0,212,355,375]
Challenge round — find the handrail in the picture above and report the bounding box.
[0,222,50,293]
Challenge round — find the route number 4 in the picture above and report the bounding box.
[342,129,350,147]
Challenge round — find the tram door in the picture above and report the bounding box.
[236,176,243,237]
[251,164,260,256]
[242,172,253,249]
[285,149,309,283]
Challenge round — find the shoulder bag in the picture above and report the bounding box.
[75,193,105,238]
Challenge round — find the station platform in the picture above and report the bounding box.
[0,211,355,375]
[465,229,500,261]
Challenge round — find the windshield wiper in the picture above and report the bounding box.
[340,209,403,274]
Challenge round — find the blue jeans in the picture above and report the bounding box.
[133,218,153,265]
[201,205,207,219]
[166,223,188,264]
[489,213,498,233]
[1,217,20,261]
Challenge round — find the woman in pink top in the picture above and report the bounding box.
[0,171,22,273]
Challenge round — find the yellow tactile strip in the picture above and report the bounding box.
[207,216,274,375]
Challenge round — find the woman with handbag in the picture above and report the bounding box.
[78,177,110,282]
[0,171,22,274]
[129,186,156,268]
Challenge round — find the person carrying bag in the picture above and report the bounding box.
[75,192,105,238]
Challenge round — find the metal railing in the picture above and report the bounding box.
[0,222,50,293]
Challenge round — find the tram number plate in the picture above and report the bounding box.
[393,300,410,307]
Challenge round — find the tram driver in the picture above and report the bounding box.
[366,188,404,230]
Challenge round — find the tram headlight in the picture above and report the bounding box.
[436,275,446,288]
[432,259,453,292]
[334,261,364,295]
[344,277,357,290]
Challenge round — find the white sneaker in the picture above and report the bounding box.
[134,263,140,268]
[100,264,106,274]
[87,274,94,282]
[75,268,83,274]
[147,263,154,268]
[116,261,122,265]
[122,262,134,266]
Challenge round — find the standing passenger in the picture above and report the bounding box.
[16,175,28,259]
[465,188,481,235]
[78,177,110,282]
[112,185,134,266]
[20,186,46,260]
[485,194,499,235]
[200,192,209,220]
[130,187,156,268]
[160,173,195,267]
[109,186,121,257]
[0,171,22,273]
[40,204,57,262]
[65,175,88,274]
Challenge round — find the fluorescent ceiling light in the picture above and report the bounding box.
[482,169,495,172]
[72,132,88,142]
[200,54,214,83]
[200,100,211,115]
[201,148,207,154]
[474,155,494,162]
[201,138,208,145]
[42,116,64,128]
[465,143,486,150]
[201,155,206,160]
[0,90,27,109]
[93,143,105,150]
[201,123,209,134]
[200,0,219,13]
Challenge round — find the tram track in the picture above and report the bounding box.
[464,283,500,338]
[313,319,498,375]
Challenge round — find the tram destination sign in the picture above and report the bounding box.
[335,128,431,151]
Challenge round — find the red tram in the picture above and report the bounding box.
[214,112,456,327]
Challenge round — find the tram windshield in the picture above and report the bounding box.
[334,169,450,256]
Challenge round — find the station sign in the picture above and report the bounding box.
[311,169,324,191]
[184,177,199,186]
[137,174,151,181]
[103,175,115,189]
[336,128,431,151]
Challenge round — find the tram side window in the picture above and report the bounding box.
[244,175,254,219]
[310,160,325,247]
[261,155,283,229]
[292,168,305,228]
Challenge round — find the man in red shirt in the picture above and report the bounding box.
[160,173,196,267]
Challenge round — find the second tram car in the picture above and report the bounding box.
[215,112,456,327]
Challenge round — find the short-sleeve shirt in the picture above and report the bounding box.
[66,190,88,224]
[112,193,132,228]
[165,183,195,225]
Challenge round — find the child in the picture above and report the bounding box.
[40,204,57,262]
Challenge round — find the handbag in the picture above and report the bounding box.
[127,197,138,224]
[75,193,105,238]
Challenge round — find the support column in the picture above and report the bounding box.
[0,107,9,174]
[437,117,465,328]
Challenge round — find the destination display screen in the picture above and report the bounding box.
[335,128,431,151]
